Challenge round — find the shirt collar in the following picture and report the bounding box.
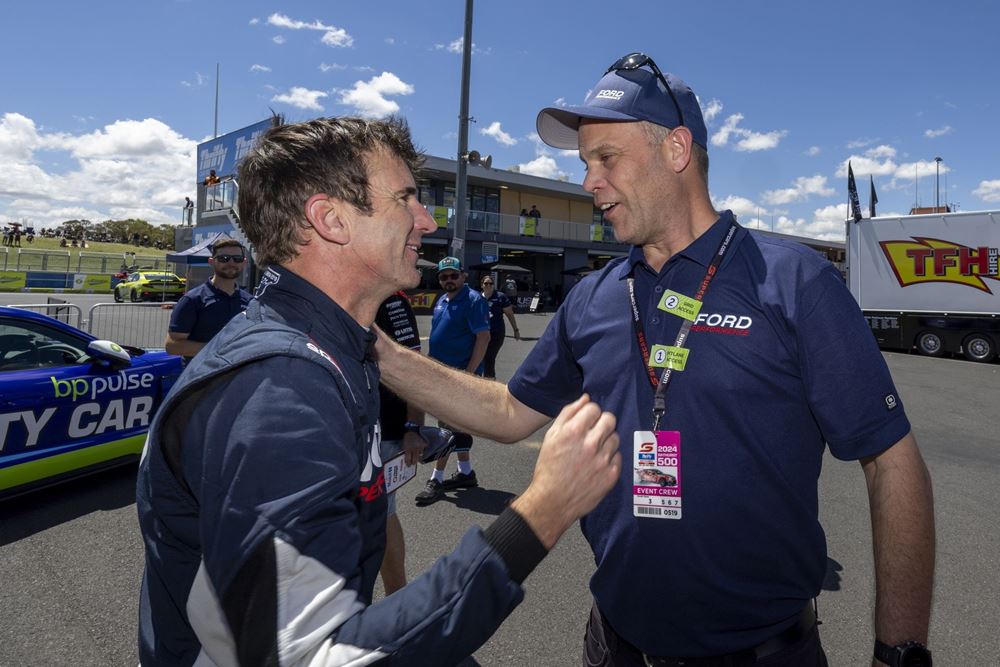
[619,210,741,278]
[255,265,373,362]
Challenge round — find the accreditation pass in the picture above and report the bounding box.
[632,431,682,519]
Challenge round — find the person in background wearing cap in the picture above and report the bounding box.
[136,115,622,666]
[376,53,934,666]
[414,257,491,506]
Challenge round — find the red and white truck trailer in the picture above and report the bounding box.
[846,209,1000,363]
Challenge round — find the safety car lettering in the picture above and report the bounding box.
[0,397,154,452]
[0,408,57,451]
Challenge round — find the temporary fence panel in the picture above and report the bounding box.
[0,247,7,271]
[17,249,71,272]
[3,302,83,329]
[77,252,123,273]
[134,255,177,273]
[87,303,172,349]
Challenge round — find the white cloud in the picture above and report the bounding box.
[266,13,353,47]
[321,29,352,48]
[385,37,395,45]
[319,62,347,72]
[710,113,786,151]
[771,204,848,242]
[761,175,834,205]
[846,137,877,149]
[806,146,820,156]
[480,121,517,147]
[271,86,329,111]
[734,129,787,152]
[972,179,1000,202]
[272,35,286,45]
[701,99,723,124]
[553,97,567,108]
[515,155,566,179]
[434,37,486,55]
[0,112,196,228]
[558,149,578,158]
[713,194,758,220]
[924,125,953,139]
[711,114,742,147]
[250,64,271,73]
[249,17,259,25]
[865,144,896,159]
[338,72,414,118]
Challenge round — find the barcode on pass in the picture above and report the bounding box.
[634,505,681,519]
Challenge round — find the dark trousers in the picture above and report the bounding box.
[482,330,505,379]
[583,602,829,667]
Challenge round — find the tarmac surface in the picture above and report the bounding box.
[1,302,998,665]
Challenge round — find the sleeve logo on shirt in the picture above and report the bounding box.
[884,394,898,410]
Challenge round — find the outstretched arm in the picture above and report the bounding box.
[375,326,549,442]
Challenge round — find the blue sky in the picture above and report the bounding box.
[3,0,999,241]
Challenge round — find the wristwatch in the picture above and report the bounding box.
[874,639,932,666]
[403,421,422,433]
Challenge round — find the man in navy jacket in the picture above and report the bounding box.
[136,116,621,666]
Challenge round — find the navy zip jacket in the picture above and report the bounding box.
[136,266,546,666]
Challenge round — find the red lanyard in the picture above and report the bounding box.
[627,222,737,430]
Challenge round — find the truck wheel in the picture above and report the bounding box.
[915,331,944,357]
[962,334,995,363]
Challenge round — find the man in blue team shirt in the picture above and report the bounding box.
[414,257,490,506]
[165,238,252,360]
[136,115,622,666]
[377,54,935,666]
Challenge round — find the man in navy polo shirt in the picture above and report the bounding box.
[414,257,490,506]
[165,238,252,360]
[376,54,935,666]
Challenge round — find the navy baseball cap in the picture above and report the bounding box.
[536,60,707,150]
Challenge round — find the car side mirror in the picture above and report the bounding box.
[87,340,132,370]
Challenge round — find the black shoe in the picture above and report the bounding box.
[441,470,478,490]
[415,479,444,506]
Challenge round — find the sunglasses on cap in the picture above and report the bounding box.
[439,272,461,281]
[213,253,246,263]
[606,52,685,129]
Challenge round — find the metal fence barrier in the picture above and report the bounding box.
[0,247,8,271]
[16,249,71,272]
[87,303,172,349]
[3,302,84,329]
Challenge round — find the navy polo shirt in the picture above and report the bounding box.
[169,280,252,343]
[509,211,911,656]
[485,291,513,335]
[429,285,490,371]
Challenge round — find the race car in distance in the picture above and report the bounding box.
[0,306,183,500]
[113,271,186,302]
[637,468,677,487]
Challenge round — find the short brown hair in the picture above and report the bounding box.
[641,121,709,183]
[210,239,244,255]
[237,115,423,266]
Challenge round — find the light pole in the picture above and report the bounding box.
[934,157,942,212]
[451,0,475,266]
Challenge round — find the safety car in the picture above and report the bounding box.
[0,306,183,499]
